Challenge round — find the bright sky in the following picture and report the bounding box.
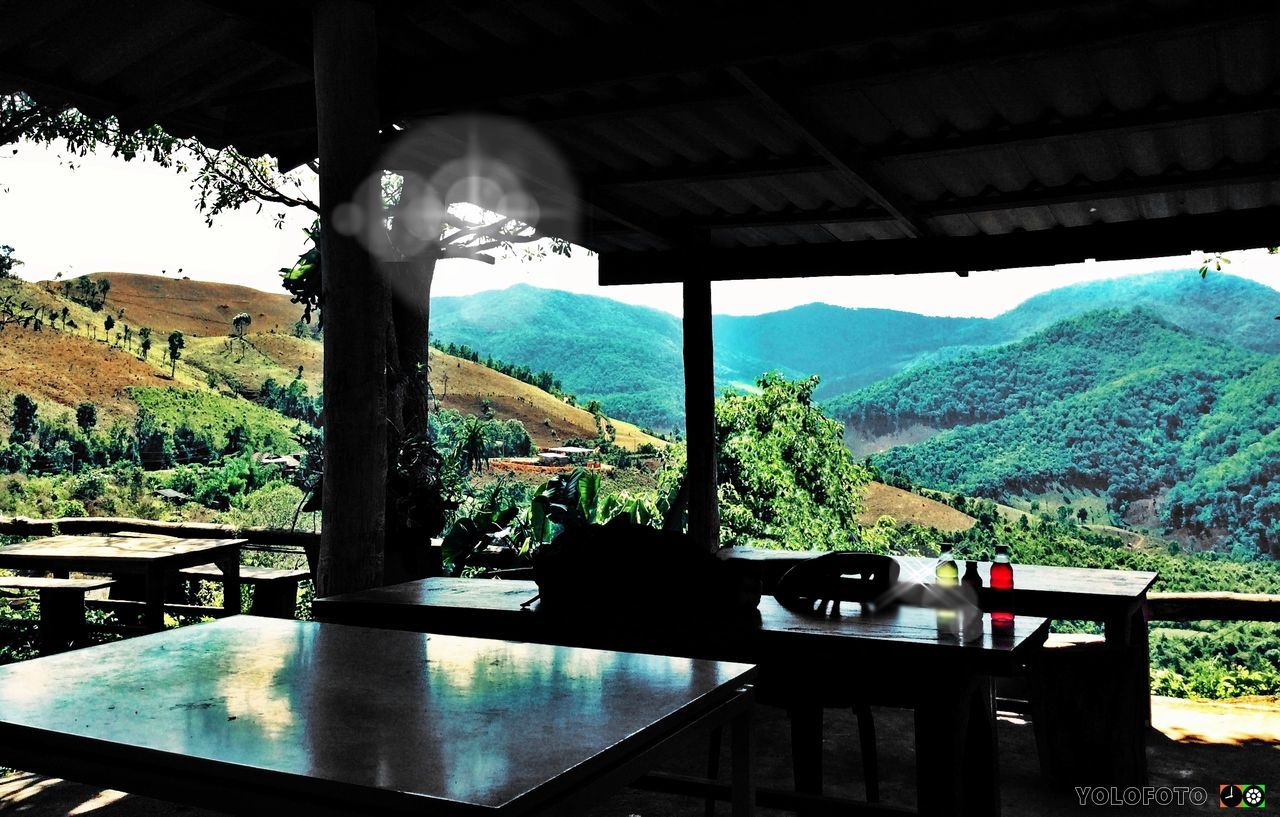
[4,141,1280,318]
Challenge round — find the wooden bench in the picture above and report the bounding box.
[0,576,115,652]
[178,564,310,618]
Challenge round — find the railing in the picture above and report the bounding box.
[1145,592,1280,622]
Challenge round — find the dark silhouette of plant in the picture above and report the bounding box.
[75,402,97,433]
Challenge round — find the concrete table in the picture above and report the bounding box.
[0,616,756,817]
[0,532,243,632]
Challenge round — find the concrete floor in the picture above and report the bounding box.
[2,697,1276,816]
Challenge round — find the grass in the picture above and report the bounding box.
[129,387,309,453]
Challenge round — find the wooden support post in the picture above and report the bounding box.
[313,0,387,596]
[683,279,719,551]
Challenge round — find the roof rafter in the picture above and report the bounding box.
[519,5,1273,128]
[726,65,930,239]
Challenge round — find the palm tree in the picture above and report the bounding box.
[456,416,489,473]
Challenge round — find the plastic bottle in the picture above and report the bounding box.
[962,560,982,593]
[990,544,1014,629]
[935,543,959,637]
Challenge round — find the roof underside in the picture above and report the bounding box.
[3,0,1280,281]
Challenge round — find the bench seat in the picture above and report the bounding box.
[0,576,115,652]
[178,564,310,618]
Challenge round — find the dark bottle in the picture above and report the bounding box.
[962,560,982,593]
[990,544,1014,628]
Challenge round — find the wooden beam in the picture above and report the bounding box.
[1147,592,1280,622]
[682,279,719,552]
[597,206,1280,284]
[313,0,387,597]
[726,66,930,239]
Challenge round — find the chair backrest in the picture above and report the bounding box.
[774,552,900,611]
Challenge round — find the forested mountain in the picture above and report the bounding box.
[430,272,1279,430]
[826,309,1264,434]
[990,270,1280,353]
[838,309,1279,554]
[713,305,990,399]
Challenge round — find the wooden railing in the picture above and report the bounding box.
[1146,591,1280,622]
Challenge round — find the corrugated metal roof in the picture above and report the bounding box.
[3,0,1279,277]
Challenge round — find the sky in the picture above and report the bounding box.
[4,141,1280,319]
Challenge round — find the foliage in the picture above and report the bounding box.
[166,330,185,377]
[0,245,21,279]
[257,377,321,426]
[128,388,306,459]
[716,373,872,550]
[9,394,37,444]
[429,408,532,461]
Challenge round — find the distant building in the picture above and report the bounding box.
[154,488,189,503]
[545,446,592,464]
[537,451,570,466]
[252,452,304,470]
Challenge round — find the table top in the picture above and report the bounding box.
[315,577,1049,671]
[0,616,755,815]
[0,532,244,567]
[724,547,1158,602]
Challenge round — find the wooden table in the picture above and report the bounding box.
[315,577,1051,817]
[0,616,756,817]
[0,532,243,632]
[726,547,1159,783]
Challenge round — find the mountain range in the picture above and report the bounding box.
[431,271,1280,431]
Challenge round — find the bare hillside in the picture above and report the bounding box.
[0,320,184,421]
[59,272,303,337]
[428,348,664,450]
[859,481,975,532]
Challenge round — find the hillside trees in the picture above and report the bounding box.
[166,330,184,378]
[138,327,152,361]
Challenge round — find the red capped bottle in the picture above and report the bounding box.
[990,544,1014,629]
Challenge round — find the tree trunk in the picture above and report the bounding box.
[383,257,442,585]
[313,0,387,597]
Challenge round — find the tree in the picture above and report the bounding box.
[103,314,115,339]
[9,394,37,444]
[232,311,252,357]
[715,373,872,551]
[167,330,184,378]
[75,402,97,433]
[0,245,21,279]
[138,326,152,361]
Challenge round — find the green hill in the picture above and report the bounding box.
[990,270,1280,353]
[827,308,1263,433]
[840,309,1279,554]
[432,285,685,431]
